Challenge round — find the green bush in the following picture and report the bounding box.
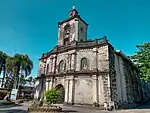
[45,89,59,104]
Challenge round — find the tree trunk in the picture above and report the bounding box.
[13,76,17,89]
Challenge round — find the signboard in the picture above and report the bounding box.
[10,89,18,100]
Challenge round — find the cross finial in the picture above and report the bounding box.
[72,5,76,9]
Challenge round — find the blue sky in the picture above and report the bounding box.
[0,0,150,77]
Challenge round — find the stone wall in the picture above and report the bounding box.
[78,19,88,41]
[74,75,92,104]
[38,42,111,106]
[108,45,116,102]
[76,49,96,71]
[58,17,88,46]
[115,51,142,107]
[115,54,128,105]
[58,19,77,46]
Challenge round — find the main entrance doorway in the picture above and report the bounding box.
[55,84,65,104]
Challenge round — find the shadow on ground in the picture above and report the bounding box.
[0,109,27,113]
[133,103,150,109]
[61,110,78,112]
[0,104,22,109]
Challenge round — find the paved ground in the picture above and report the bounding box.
[1,102,150,113]
[0,102,29,113]
[62,106,150,113]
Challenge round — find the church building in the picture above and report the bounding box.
[35,8,147,108]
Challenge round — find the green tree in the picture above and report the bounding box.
[45,89,59,104]
[19,76,26,86]
[14,54,33,89]
[5,54,33,89]
[0,51,8,88]
[131,42,150,81]
[5,56,14,88]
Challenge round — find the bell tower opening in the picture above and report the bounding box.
[58,7,88,46]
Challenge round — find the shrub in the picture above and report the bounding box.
[0,90,9,100]
[45,89,59,104]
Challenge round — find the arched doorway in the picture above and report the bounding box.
[55,84,65,104]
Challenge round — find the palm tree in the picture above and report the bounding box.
[5,54,33,89]
[13,54,33,89]
[20,76,26,86]
[0,51,7,88]
[5,56,16,89]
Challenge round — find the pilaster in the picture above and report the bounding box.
[92,75,99,103]
[48,78,53,90]
[71,52,76,71]
[64,76,75,104]
[64,79,69,103]
[46,81,49,91]
[102,74,111,102]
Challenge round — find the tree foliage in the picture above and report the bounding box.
[0,51,33,89]
[0,51,7,87]
[45,89,59,104]
[131,42,150,81]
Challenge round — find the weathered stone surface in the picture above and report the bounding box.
[35,8,149,109]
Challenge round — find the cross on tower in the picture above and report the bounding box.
[72,5,76,9]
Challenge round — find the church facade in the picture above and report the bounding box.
[35,8,148,107]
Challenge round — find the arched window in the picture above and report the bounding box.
[46,64,49,74]
[63,24,71,45]
[81,58,88,70]
[59,60,66,73]
[64,24,71,35]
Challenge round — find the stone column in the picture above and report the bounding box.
[102,74,111,102]
[46,81,49,91]
[52,58,56,73]
[64,77,75,104]
[50,58,53,73]
[75,19,79,41]
[92,75,98,103]
[98,75,105,105]
[68,79,73,103]
[71,54,74,70]
[71,53,76,71]
[67,54,71,71]
[92,47,98,70]
[64,79,69,103]
[49,78,53,90]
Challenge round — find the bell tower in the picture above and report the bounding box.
[58,7,88,46]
